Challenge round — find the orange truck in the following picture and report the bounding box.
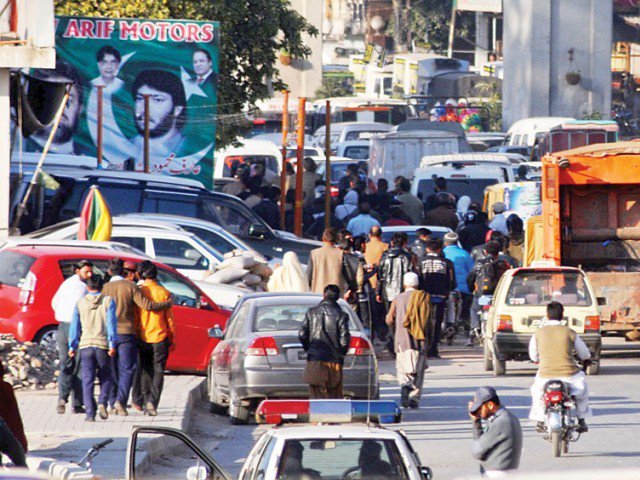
[542,142,640,337]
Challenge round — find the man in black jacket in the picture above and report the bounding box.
[299,285,351,399]
[419,238,455,358]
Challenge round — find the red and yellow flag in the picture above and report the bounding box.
[78,186,112,241]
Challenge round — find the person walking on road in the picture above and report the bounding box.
[103,260,171,416]
[419,238,455,358]
[469,386,523,478]
[131,262,175,417]
[299,285,351,399]
[528,301,592,433]
[268,251,311,293]
[466,241,511,346]
[377,233,414,355]
[364,226,389,344]
[395,178,423,225]
[68,274,117,422]
[307,228,346,295]
[51,260,93,415]
[443,232,474,328]
[386,272,431,408]
[347,202,380,237]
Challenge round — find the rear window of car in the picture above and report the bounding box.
[343,146,370,160]
[253,303,358,332]
[416,178,498,205]
[505,271,592,307]
[380,229,447,245]
[0,252,36,287]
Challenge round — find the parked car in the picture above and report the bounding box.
[312,122,392,151]
[27,224,248,310]
[118,213,273,264]
[483,264,602,376]
[207,293,379,424]
[0,246,229,373]
[0,238,146,256]
[336,140,370,160]
[10,166,320,263]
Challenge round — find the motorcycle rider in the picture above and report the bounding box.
[528,301,592,433]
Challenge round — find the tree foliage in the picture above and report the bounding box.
[54,0,318,147]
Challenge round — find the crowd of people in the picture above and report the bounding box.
[52,258,174,422]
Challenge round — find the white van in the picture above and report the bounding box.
[214,139,283,178]
[368,130,459,182]
[412,153,515,205]
[506,117,574,147]
[312,122,392,151]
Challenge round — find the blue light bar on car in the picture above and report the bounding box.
[255,399,402,425]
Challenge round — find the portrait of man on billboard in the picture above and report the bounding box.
[130,69,187,171]
[87,45,134,168]
[25,61,85,155]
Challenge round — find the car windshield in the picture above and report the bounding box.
[0,252,36,287]
[277,439,409,480]
[505,271,592,306]
[200,196,273,238]
[253,303,358,332]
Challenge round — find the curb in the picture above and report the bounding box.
[29,379,206,479]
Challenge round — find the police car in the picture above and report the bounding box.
[126,400,432,480]
[240,399,433,480]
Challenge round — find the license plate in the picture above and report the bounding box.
[297,351,307,360]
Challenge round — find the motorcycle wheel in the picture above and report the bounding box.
[551,431,562,457]
[483,342,493,371]
[562,439,569,454]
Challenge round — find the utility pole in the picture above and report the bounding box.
[447,2,457,58]
[279,90,289,230]
[324,101,331,230]
[293,98,306,237]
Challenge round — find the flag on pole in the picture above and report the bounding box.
[78,186,112,241]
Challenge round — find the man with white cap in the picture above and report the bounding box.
[489,202,509,235]
[386,272,432,408]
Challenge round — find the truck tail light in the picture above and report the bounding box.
[585,315,600,331]
[497,315,513,332]
[347,336,372,356]
[330,186,339,197]
[247,337,279,356]
[18,271,37,306]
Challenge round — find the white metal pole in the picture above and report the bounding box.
[0,69,10,240]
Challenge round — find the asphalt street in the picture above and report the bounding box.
[187,337,640,479]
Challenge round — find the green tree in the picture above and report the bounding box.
[54,0,318,147]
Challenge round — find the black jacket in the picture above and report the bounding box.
[410,239,428,265]
[419,252,455,298]
[377,247,413,302]
[299,300,351,364]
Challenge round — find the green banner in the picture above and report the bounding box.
[26,16,220,188]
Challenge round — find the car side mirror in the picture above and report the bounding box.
[420,466,433,480]
[208,325,224,339]
[184,249,201,260]
[597,297,607,306]
[186,466,208,480]
[248,223,269,239]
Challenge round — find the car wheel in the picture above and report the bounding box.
[230,403,250,425]
[207,365,227,415]
[483,342,493,371]
[492,352,506,376]
[229,389,249,425]
[34,326,58,352]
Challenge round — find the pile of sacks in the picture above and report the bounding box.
[0,335,58,390]
[204,251,273,291]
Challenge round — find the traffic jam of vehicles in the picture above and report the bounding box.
[3,6,640,477]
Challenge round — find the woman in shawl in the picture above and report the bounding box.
[267,251,311,293]
[335,190,359,223]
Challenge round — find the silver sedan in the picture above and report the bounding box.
[207,293,379,424]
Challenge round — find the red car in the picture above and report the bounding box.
[0,246,229,373]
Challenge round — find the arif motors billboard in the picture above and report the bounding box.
[25,16,220,187]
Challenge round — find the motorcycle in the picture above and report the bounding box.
[540,380,580,457]
[475,295,493,348]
